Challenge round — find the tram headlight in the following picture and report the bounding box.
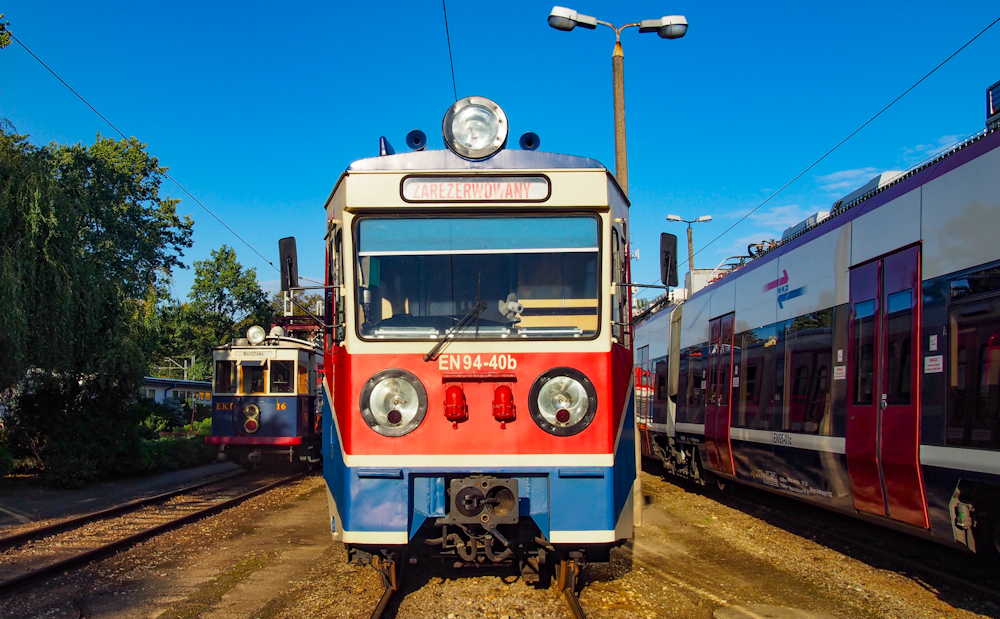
[359,369,428,437]
[527,368,598,436]
[442,96,508,160]
[246,325,266,345]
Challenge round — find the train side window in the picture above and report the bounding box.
[947,263,1000,450]
[270,360,294,394]
[853,299,876,405]
[784,310,834,434]
[215,360,236,394]
[885,290,912,405]
[736,325,776,430]
[298,363,309,394]
[677,345,705,424]
[612,229,622,342]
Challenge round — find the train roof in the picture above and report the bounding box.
[689,123,1000,302]
[346,148,606,172]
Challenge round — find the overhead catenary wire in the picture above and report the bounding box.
[678,14,1000,273]
[9,32,280,274]
[442,0,458,102]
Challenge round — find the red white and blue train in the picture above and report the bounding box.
[288,97,639,580]
[635,79,1000,557]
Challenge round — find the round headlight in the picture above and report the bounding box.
[359,369,428,437]
[442,96,508,160]
[527,368,598,436]
[247,325,266,345]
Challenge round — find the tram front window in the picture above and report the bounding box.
[355,216,600,340]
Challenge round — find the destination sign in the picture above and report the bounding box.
[402,176,549,202]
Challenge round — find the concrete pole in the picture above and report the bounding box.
[612,42,628,197]
[687,224,695,270]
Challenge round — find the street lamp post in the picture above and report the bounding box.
[548,7,688,197]
[666,214,711,270]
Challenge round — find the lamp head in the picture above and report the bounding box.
[696,215,712,222]
[666,214,683,222]
[640,15,688,39]
[548,6,597,31]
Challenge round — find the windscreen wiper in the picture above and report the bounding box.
[424,301,487,362]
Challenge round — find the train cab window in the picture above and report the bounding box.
[241,363,266,394]
[947,266,1000,449]
[270,360,294,394]
[215,361,236,394]
[354,216,600,340]
[853,299,877,406]
[885,290,913,406]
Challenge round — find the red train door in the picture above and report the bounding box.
[846,246,928,527]
[705,313,735,475]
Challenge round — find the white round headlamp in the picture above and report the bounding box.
[246,325,266,345]
[442,96,508,160]
[528,368,598,436]
[359,369,428,437]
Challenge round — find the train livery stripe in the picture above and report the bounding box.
[729,428,847,454]
[550,530,617,543]
[920,445,1000,476]
[675,423,705,435]
[343,453,614,467]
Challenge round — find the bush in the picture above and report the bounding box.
[0,442,13,478]
[137,434,216,474]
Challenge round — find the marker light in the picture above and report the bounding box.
[442,96,508,160]
[359,369,428,437]
[247,325,266,345]
[243,404,261,434]
[528,368,598,436]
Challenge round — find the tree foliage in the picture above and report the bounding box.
[189,245,270,345]
[0,127,193,484]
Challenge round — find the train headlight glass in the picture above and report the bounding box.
[527,368,598,436]
[359,369,428,437]
[246,325,266,345]
[442,96,508,160]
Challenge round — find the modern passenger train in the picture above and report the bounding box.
[635,79,1000,557]
[280,96,640,583]
[206,324,323,468]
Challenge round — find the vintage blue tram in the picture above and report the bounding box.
[207,325,322,467]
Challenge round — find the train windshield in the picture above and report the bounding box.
[354,215,600,340]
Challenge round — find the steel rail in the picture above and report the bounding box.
[563,588,587,619]
[0,469,246,550]
[0,472,305,596]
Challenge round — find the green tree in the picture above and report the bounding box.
[0,128,193,484]
[189,245,271,348]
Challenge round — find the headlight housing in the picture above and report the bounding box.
[527,368,598,436]
[442,96,508,160]
[246,325,266,345]
[359,369,428,437]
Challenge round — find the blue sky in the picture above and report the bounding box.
[2,1,997,303]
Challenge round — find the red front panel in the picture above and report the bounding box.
[847,259,885,516]
[329,347,624,457]
[879,246,928,528]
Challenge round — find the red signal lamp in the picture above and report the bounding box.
[492,385,516,429]
[244,418,259,433]
[444,385,468,429]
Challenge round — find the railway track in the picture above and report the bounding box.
[366,556,589,619]
[665,467,1000,610]
[0,471,305,596]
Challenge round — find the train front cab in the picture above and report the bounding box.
[664,118,1000,556]
[207,334,322,467]
[320,149,638,571]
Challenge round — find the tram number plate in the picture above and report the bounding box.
[437,354,518,371]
